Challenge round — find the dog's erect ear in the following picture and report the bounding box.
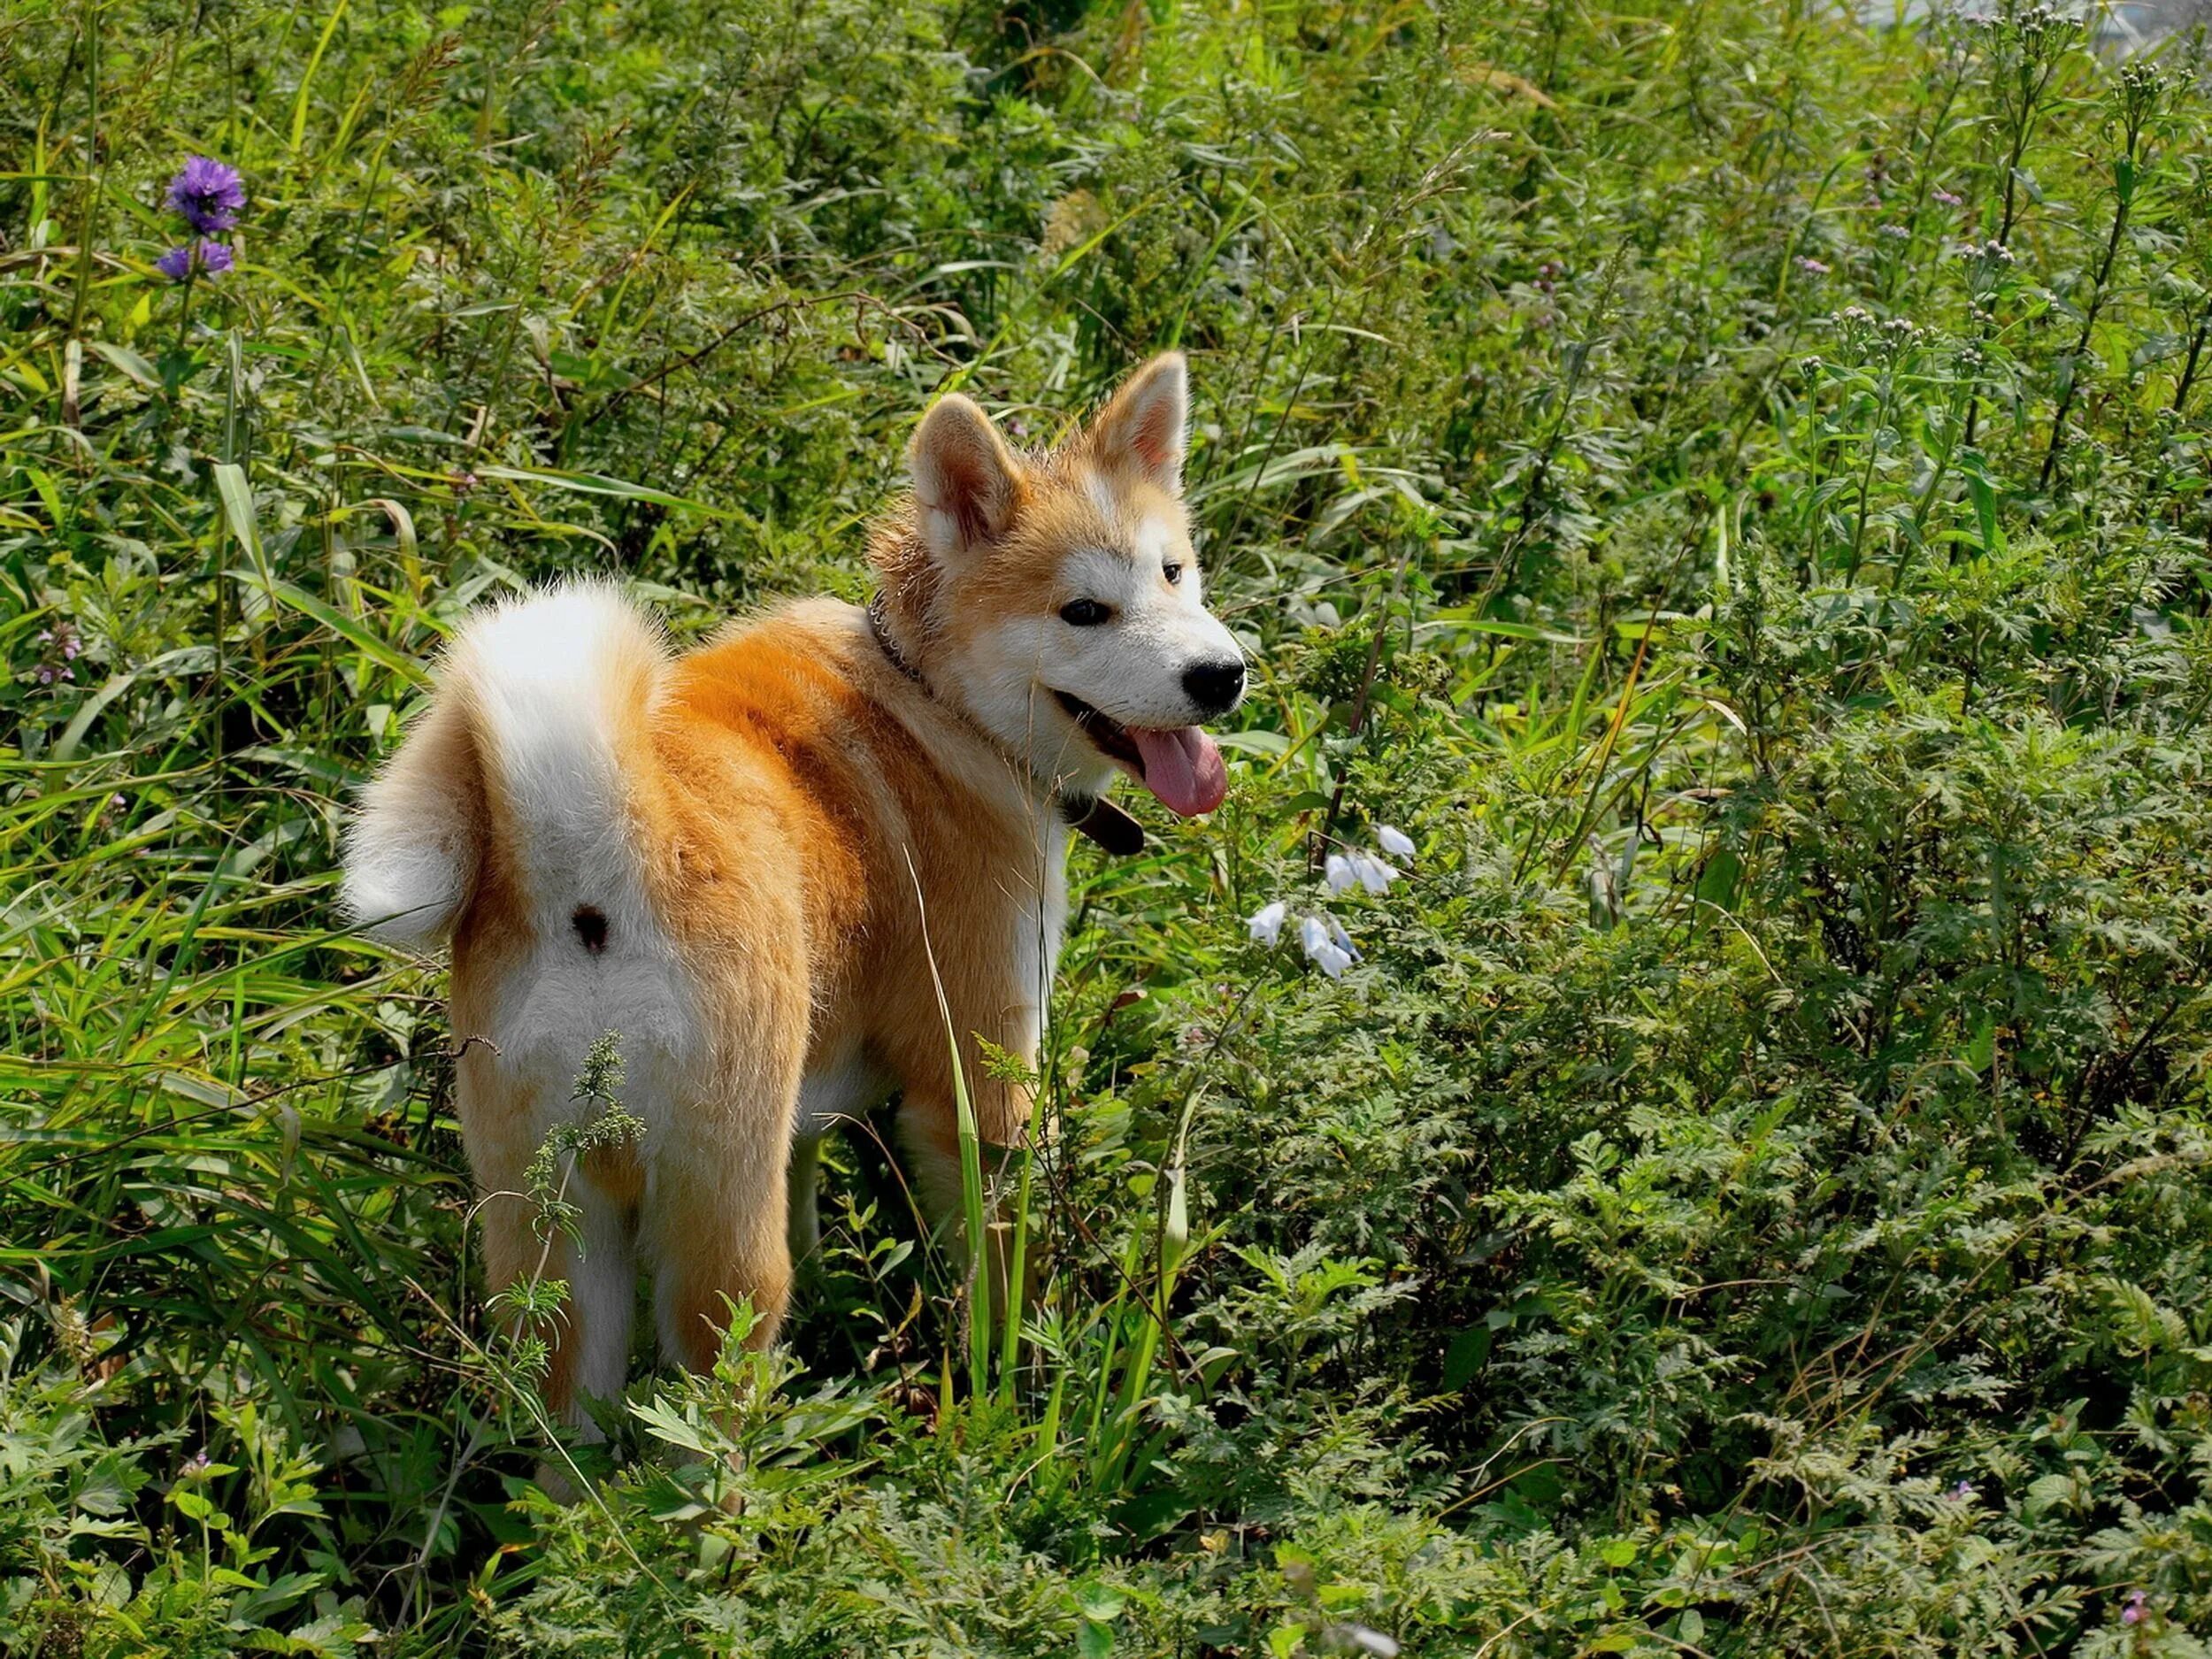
[910,393,1021,565]
[1088,352,1188,494]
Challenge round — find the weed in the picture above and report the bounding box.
[4,0,2212,1652]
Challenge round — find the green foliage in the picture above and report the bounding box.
[518,1032,643,1248]
[4,0,2212,1651]
[3,1326,374,1656]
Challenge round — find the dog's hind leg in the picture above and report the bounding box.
[480,1180,632,1503]
[647,1133,798,1371]
[642,973,807,1373]
[472,1129,637,1437]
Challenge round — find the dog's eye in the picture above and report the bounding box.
[1164,562,1183,585]
[1060,599,1111,626]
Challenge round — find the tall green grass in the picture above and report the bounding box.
[6,0,2212,1652]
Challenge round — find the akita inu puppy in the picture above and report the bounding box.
[342,354,1243,1423]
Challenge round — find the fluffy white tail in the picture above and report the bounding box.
[342,582,666,948]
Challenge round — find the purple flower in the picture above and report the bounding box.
[34,622,81,685]
[1798,257,1831,275]
[1933,188,1963,207]
[156,241,235,281]
[2122,1589,2148,1625]
[166,157,244,234]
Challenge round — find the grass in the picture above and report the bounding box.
[5,0,2212,1653]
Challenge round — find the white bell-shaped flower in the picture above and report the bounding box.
[1299,914,1353,978]
[1350,850,1398,895]
[1326,916,1361,962]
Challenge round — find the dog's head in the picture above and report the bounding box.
[872,354,1245,816]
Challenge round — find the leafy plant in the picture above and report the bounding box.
[4,0,2211,1651]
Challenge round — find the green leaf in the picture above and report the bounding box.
[82,340,159,388]
[1216,729,1292,756]
[474,463,742,518]
[1967,1015,1995,1073]
[1966,465,2004,557]
[1695,849,1742,908]
[213,462,273,594]
[51,669,142,762]
[629,1396,710,1454]
[266,579,431,687]
[1441,1325,1492,1390]
[290,0,351,152]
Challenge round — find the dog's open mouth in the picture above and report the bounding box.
[1054,691,1228,818]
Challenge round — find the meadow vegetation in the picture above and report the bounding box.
[5,0,2212,1651]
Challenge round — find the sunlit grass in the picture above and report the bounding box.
[5,0,2212,1652]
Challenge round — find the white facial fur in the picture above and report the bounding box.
[906,355,1240,795]
[945,504,1244,793]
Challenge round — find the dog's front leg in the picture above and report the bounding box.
[785,1132,825,1264]
[895,1087,1039,1326]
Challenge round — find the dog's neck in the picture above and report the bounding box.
[864,593,1143,858]
[864,591,930,692]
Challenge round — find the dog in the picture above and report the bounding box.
[342,354,1244,1425]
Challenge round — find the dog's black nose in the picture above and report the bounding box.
[1182,658,1246,717]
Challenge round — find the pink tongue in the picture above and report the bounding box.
[1129,726,1228,817]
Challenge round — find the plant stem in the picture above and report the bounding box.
[1846,372,1902,584]
[65,0,102,344]
[1962,25,2063,448]
[2173,309,2208,415]
[2039,149,2139,489]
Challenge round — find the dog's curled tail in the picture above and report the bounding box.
[341,581,666,949]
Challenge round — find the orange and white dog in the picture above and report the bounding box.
[342,355,1243,1423]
